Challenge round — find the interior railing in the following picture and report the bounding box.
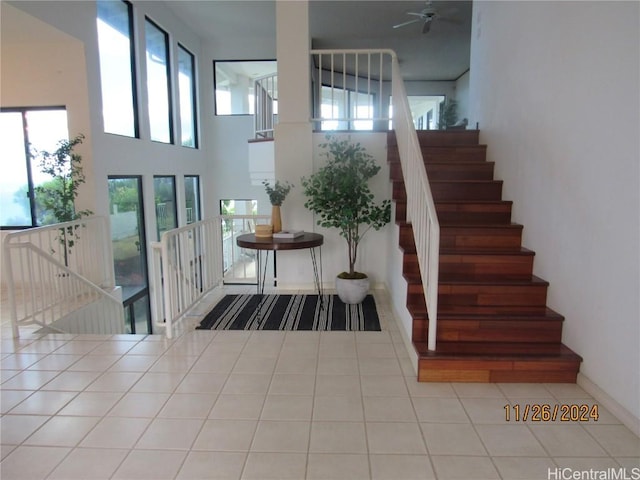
[390,55,440,351]
[3,216,124,337]
[150,214,270,338]
[310,49,393,130]
[310,48,439,351]
[254,73,278,139]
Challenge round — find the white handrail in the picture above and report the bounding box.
[3,217,123,337]
[390,57,440,351]
[150,214,270,338]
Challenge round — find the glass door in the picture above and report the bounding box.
[108,176,151,334]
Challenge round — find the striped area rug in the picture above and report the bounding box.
[196,294,381,331]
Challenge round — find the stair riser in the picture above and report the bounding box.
[395,201,407,223]
[388,130,480,147]
[439,254,534,278]
[438,285,549,307]
[440,228,523,250]
[431,182,503,201]
[426,163,495,181]
[403,224,525,251]
[438,321,563,343]
[421,146,487,163]
[392,181,407,201]
[418,359,580,383]
[436,202,512,225]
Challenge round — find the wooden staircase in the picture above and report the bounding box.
[388,130,582,382]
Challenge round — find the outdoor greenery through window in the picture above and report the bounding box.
[97,0,138,137]
[184,175,201,224]
[0,107,69,228]
[154,176,177,240]
[178,45,198,148]
[145,18,173,143]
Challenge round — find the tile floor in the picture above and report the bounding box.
[1,287,638,479]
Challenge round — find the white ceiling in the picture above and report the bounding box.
[165,0,472,82]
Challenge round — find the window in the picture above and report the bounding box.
[97,0,138,137]
[184,175,201,224]
[154,176,177,240]
[214,60,277,115]
[408,95,445,130]
[108,176,151,334]
[145,18,173,143]
[0,108,69,228]
[320,86,374,131]
[178,45,198,148]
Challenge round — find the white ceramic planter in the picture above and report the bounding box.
[335,276,370,304]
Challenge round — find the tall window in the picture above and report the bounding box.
[184,175,201,224]
[154,176,177,240]
[145,18,173,143]
[97,0,138,137]
[0,108,69,228]
[178,45,198,148]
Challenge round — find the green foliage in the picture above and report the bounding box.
[33,134,92,224]
[301,135,391,276]
[438,99,458,130]
[262,180,293,206]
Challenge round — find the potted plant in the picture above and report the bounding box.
[262,179,293,233]
[301,135,390,304]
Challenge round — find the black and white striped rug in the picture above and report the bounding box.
[196,294,381,331]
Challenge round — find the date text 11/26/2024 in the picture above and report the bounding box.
[505,403,599,422]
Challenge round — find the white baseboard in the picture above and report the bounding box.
[577,372,640,436]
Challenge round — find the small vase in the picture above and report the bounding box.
[271,205,282,233]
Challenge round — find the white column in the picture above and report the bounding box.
[273,0,315,287]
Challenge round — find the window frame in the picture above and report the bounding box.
[144,17,174,144]
[177,44,198,149]
[0,106,68,230]
[96,0,140,138]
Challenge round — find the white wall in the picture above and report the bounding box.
[454,70,470,122]
[469,1,640,431]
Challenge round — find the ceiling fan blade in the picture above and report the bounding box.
[393,18,423,29]
[406,12,426,18]
[422,18,432,34]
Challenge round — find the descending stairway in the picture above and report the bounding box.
[388,130,582,382]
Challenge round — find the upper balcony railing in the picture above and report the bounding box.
[310,49,394,131]
[254,73,278,139]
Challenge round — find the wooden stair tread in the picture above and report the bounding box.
[415,341,582,361]
[437,308,565,322]
[439,274,549,286]
[440,247,534,255]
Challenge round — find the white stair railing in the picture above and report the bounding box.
[390,56,440,351]
[310,48,439,351]
[150,214,270,339]
[3,216,124,337]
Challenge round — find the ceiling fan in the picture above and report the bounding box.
[393,1,459,34]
